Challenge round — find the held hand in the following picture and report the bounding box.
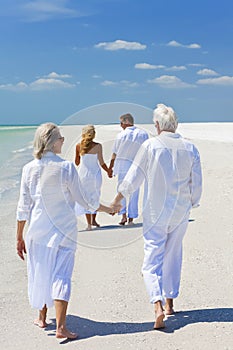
[108,169,113,178]
[17,239,26,260]
[109,202,122,215]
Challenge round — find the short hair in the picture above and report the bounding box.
[153,103,178,132]
[33,122,61,159]
[120,113,134,125]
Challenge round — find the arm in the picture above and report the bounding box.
[97,144,110,174]
[16,221,27,260]
[97,203,121,215]
[112,142,149,206]
[75,144,80,166]
[16,165,32,260]
[108,153,116,178]
[190,148,202,208]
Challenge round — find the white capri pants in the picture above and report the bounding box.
[118,172,139,218]
[142,216,189,304]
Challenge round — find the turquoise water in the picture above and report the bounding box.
[0,126,37,216]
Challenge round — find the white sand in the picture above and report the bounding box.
[0,123,233,349]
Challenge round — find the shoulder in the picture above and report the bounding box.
[22,159,38,174]
[134,126,149,136]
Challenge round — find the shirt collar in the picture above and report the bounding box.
[159,131,181,138]
[43,151,56,158]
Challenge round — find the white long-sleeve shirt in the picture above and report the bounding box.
[119,132,202,228]
[112,126,149,176]
[17,152,99,250]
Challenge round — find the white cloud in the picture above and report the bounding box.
[188,63,205,67]
[46,71,72,79]
[165,65,187,72]
[20,0,82,22]
[197,69,219,76]
[120,80,139,87]
[197,76,233,86]
[148,75,195,88]
[101,80,118,86]
[167,40,201,49]
[0,76,75,91]
[30,78,75,90]
[101,79,139,87]
[135,63,165,70]
[0,81,28,91]
[92,74,102,79]
[95,39,146,51]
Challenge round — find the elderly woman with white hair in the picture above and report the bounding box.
[112,104,202,329]
[16,123,117,340]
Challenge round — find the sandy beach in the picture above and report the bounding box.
[0,123,233,349]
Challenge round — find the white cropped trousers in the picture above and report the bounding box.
[142,216,189,304]
[118,172,139,218]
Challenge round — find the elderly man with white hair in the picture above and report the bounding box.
[112,103,202,329]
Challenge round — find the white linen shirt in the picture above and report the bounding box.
[112,126,149,176]
[119,132,202,229]
[17,152,99,250]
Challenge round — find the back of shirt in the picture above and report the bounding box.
[112,126,149,175]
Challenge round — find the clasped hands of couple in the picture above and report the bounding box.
[108,196,122,215]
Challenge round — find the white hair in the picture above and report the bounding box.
[33,123,61,159]
[153,103,178,132]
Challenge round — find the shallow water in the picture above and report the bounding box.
[0,126,36,217]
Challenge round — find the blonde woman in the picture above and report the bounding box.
[16,123,117,340]
[75,125,110,230]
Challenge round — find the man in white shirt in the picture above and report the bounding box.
[109,113,149,225]
[111,104,202,329]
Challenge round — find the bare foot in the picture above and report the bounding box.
[153,312,165,329]
[119,219,127,225]
[165,307,175,315]
[165,298,174,315]
[92,221,100,227]
[127,221,134,226]
[34,319,48,328]
[56,328,78,339]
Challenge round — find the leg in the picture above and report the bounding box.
[142,226,167,304]
[55,300,78,339]
[52,248,77,338]
[34,304,48,328]
[117,173,127,224]
[85,214,92,230]
[154,300,165,329]
[119,212,127,225]
[127,188,139,224]
[164,298,174,315]
[92,213,100,227]
[162,219,189,308]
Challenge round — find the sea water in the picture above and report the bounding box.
[0,126,37,217]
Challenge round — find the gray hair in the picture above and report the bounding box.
[153,103,178,132]
[120,113,134,125]
[33,123,61,159]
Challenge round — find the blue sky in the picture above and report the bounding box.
[0,0,233,125]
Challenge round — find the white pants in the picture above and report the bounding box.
[118,173,139,218]
[142,217,189,304]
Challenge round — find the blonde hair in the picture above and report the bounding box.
[80,125,96,155]
[33,122,61,159]
[153,103,178,132]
